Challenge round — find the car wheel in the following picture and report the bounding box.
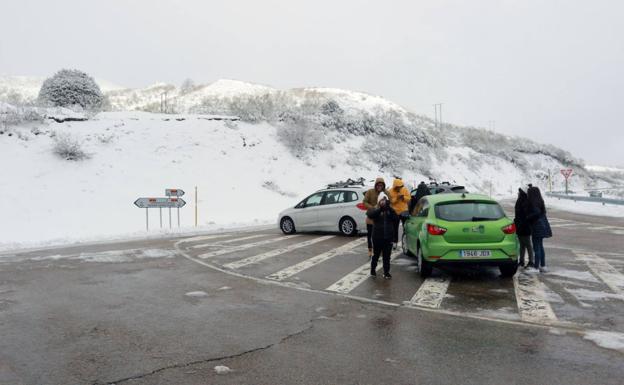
[339,217,357,236]
[401,232,412,256]
[280,217,296,235]
[499,264,518,277]
[417,245,432,278]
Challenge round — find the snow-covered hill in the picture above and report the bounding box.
[1,76,621,249]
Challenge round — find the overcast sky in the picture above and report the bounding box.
[2,0,622,165]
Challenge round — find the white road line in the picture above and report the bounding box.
[182,234,232,243]
[573,251,624,296]
[224,235,335,269]
[550,223,581,228]
[267,238,366,281]
[198,235,300,259]
[326,250,401,294]
[191,234,269,249]
[407,276,451,309]
[513,272,558,324]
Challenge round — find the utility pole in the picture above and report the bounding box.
[433,103,443,128]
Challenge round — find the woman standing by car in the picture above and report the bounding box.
[527,186,552,272]
[363,177,388,258]
[367,193,397,279]
[514,187,534,268]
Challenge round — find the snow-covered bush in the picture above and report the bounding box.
[277,121,329,157]
[180,78,196,95]
[38,69,104,111]
[362,136,409,174]
[52,133,89,161]
[0,102,44,128]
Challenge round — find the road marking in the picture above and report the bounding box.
[550,223,580,228]
[513,272,558,324]
[326,250,401,294]
[198,235,300,259]
[224,235,335,269]
[191,234,269,249]
[182,234,232,243]
[407,276,451,308]
[573,251,624,296]
[267,238,366,281]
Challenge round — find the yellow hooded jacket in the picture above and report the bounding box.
[388,178,411,215]
[362,177,388,225]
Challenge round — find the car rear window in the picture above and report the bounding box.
[434,201,505,222]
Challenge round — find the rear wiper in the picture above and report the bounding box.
[471,217,493,221]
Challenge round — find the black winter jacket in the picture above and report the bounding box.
[526,204,552,238]
[513,203,532,236]
[366,206,398,242]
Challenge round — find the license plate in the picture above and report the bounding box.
[460,250,492,258]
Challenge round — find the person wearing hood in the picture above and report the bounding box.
[409,181,431,214]
[514,186,534,268]
[362,177,388,257]
[366,192,397,279]
[388,177,411,248]
[526,186,553,272]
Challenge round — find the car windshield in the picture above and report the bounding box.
[434,201,505,222]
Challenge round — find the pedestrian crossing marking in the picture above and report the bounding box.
[513,272,558,324]
[266,238,366,281]
[198,235,301,259]
[573,251,624,296]
[224,235,335,269]
[191,234,270,249]
[325,250,401,294]
[407,276,451,308]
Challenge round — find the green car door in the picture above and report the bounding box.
[403,198,429,254]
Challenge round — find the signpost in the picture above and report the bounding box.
[560,169,574,194]
[134,194,186,231]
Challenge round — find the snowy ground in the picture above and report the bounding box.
[0,110,619,251]
[546,197,624,218]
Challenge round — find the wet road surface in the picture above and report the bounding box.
[0,207,623,384]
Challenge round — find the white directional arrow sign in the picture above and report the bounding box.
[134,197,186,208]
[165,189,185,197]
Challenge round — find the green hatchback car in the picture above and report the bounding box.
[402,193,519,278]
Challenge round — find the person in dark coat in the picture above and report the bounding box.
[366,192,397,279]
[513,187,534,268]
[526,186,553,272]
[409,181,431,214]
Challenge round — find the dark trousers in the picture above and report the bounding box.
[366,224,373,249]
[371,238,392,275]
[532,236,545,267]
[392,216,405,243]
[518,235,534,266]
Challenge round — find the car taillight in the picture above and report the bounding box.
[502,223,516,234]
[427,224,447,235]
[356,203,367,211]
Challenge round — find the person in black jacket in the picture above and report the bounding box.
[408,181,431,214]
[527,186,553,272]
[366,192,397,279]
[514,187,534,268]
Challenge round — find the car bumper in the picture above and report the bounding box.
[422,236,518,264]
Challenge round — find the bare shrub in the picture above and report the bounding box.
[52,133,90,161]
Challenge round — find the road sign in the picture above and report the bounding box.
[166,189,185,197]
[560,169,573,179]
[134,197,186,208]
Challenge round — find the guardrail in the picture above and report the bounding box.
[546,192,624,206]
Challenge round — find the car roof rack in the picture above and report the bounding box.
[326,177,366,189]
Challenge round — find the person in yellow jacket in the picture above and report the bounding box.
[362,177,388,257]
[387,177,411,248]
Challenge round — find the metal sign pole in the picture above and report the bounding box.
[159,208,163,228]
[145,208,149,231]
[169,207,172,229]
[194,186,198,227]
[177,207,180,228]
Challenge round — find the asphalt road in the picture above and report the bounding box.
[1,206,623,385]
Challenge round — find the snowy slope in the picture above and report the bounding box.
[2,109,616,250]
